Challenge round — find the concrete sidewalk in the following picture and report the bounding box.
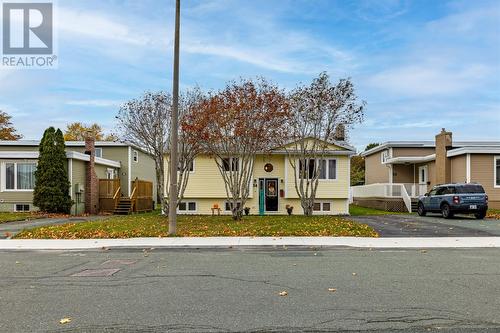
[1,236,500,250]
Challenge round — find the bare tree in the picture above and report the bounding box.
[285,72,364,215]
[184,78,289,220]
[116,89,202,213]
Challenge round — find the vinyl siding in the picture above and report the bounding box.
[450,155,467,183]
[167,152,350,215]
[470,154,500,208]
[70,159,86,215]
[392,147,435,157]
[177,198,349,215]
[364,151,390,184]
[393,164,415,183]
[130,149,157,201]
[0,159,38,210]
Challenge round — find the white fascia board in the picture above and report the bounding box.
[447,147,500,157]
[0,151,39,159]
[361,141,436,157]
[270,150,356,156]
[95,157,121,168]
[383,154,436,164]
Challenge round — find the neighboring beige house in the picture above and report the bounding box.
[165,139,356,215]
[0,139,156,214]
[353,129,500,211]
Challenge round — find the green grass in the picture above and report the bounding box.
[487,209,500,218]
[0,212,32,224]
[15,211,378,239]
[349,204,408,216]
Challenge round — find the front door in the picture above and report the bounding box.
[259,178,278,212]
[418,166,428,185]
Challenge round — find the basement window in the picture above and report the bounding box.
[15,204,30,212]
[178,201,197,213]
[313,201,332,212]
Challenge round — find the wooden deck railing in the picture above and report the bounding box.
[99,179,121,212]
[130,178,153,212]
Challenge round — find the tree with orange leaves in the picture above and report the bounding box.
[184,78,289,220]
[0,110,22,140]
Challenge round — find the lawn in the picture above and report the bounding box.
[15,211,378,239]
[349,204,408,216]
[0,212,32,224]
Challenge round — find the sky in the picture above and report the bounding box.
[0,0,499,151]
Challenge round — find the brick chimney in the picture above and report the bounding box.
[333,124,346,141]
[84,134,99,214]
[435,128,452,185]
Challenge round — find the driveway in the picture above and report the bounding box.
[0,216,106,239]
[351,214,500,237]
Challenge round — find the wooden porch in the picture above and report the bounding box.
[99,178,153,215]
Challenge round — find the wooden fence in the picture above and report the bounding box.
[99,179,121,213]
[130,178,153,212]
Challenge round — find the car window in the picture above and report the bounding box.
[447,186,456,194]
[429,189,438,196]
[435,187,446,195]
[456,185,485,194]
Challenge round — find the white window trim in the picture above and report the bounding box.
[95,147,103,158]
[313,200,333,214]
[179,159,195,174]
[177,201,198,213]
[221,157,240,172]
[494,155,500,188]
[1,162,37,192]
[297,158,338,181]
[13,203,30,212]
[381,150,390,163]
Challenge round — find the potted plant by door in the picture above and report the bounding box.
[286,205,293,215]
[244,207,251,216]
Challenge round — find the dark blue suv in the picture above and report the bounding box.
[417,183,488,219]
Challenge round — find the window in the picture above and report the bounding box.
[178,201,197,212]
[381,150,390,163]
[456,184,485,194]
[3,162,36,191]
[313,201,331,212]
[106,168,116,179]
[299,159,337,180]
[178,160,194,172]
[15,204,30,212]
[222,158,239,172]
[225,201,242,211]
[133,150,139,163]
[95,148,102,158]
[495,157,500,187]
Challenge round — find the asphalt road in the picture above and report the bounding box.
[350,214,500,237]
[1,248,499,332]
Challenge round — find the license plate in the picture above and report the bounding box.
[469,205,477,210]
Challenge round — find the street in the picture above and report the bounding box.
[1,247,500,332]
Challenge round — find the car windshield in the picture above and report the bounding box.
[456,185,485,194]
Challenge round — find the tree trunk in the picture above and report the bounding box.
[155,155,165,214]
[301,198,314,216]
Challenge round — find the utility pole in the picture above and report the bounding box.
[168,0,180,235]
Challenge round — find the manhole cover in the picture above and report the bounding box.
[71,268,120,277]
[101,259,137,266]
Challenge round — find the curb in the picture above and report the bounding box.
[1,237,500,250]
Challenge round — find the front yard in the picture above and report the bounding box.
[0,212,32,224]
[15,211,378,239]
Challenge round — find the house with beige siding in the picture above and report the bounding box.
[165,139,355,215]
[353,129,500,211]
[0,138,156,215]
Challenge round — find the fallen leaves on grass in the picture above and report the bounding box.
[328,288,337,292]
[279,291,288,296]
[14,212,378,239]
[59,318,71,324]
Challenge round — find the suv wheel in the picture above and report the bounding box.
[417,202,426,216]
[441,203,453,219]
[475,210,487,220]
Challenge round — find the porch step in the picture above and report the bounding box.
[113,197,133,215]
[411,199,419,213]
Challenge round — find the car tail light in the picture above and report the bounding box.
[453,196,460,204]
[485,195,488,204]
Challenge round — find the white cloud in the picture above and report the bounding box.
[367,63,490,96]
[65,99,123,107]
